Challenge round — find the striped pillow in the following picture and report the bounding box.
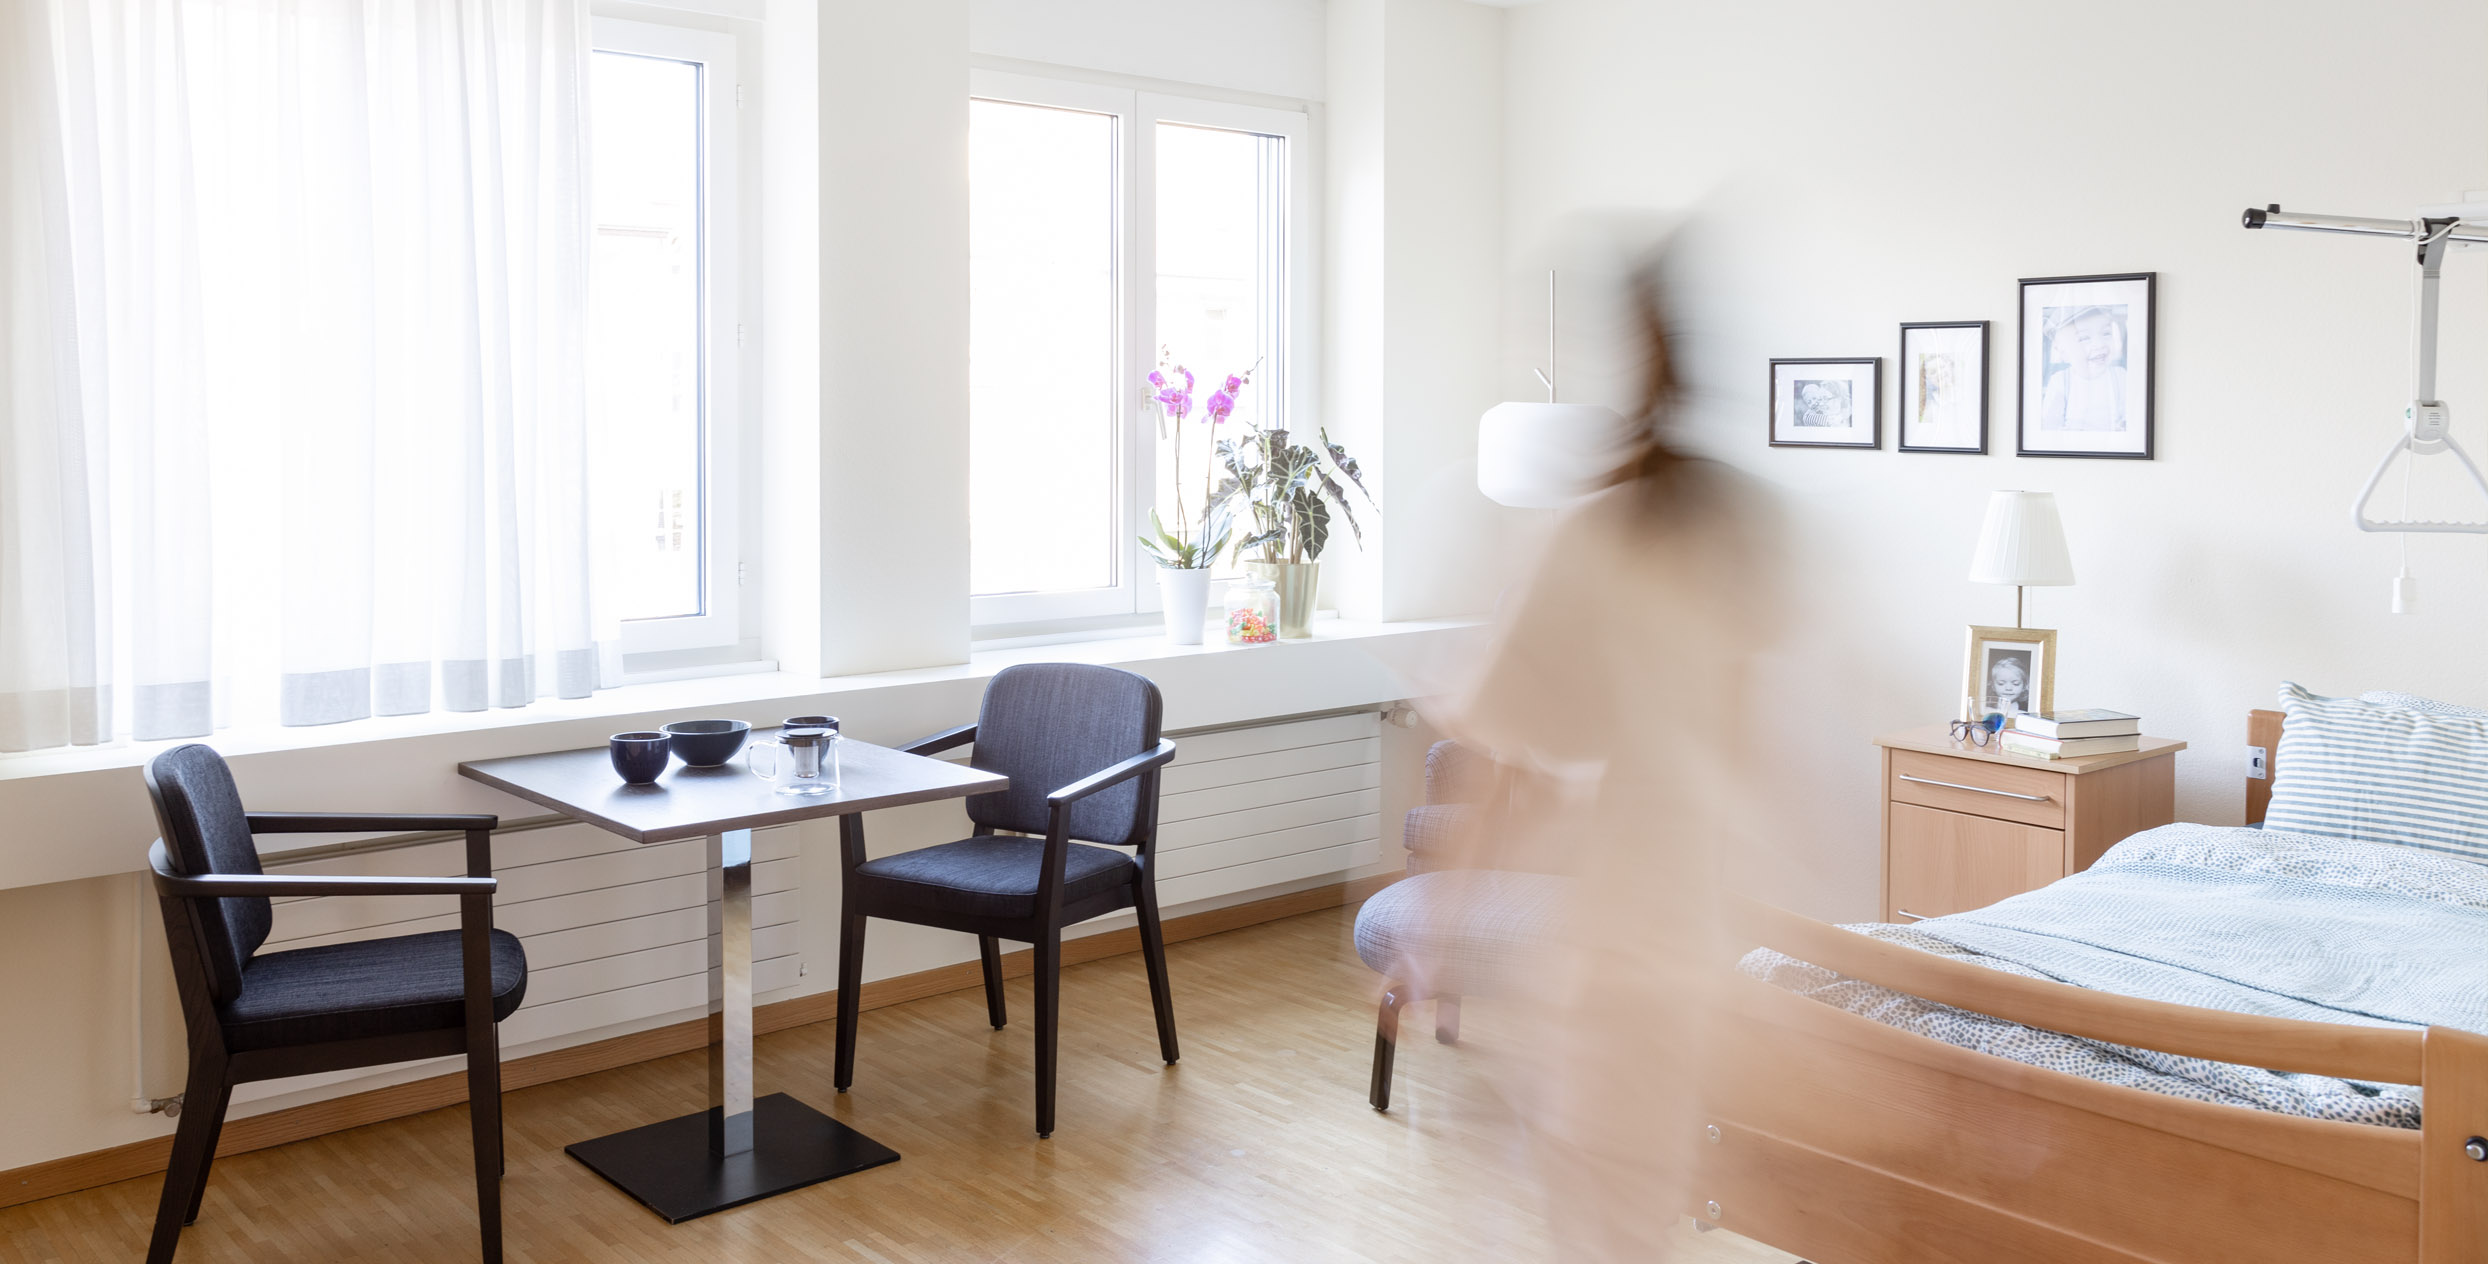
[2359,690,2488,720]
[2265,682,2488,865]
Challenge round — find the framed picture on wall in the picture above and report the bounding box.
[1961,624,2058,723]
[2018,272,2155,459]
[1898,321,1988,453]
[1769,357,1881,449]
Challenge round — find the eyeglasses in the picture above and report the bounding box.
[1950,715,2005,747]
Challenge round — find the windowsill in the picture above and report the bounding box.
[0,614,1484,891]
[0,614,1485,785]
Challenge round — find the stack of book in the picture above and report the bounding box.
[1999,709,2142,759]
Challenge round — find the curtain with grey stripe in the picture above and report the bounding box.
[0,0,616,752]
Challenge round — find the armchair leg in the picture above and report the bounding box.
[1033,930,1061,1138]
[465,1027,504,1264]
[147,1052,229,1264]
[1435,995,1461,1045]
[978,935,1007,1030]
[1370,988,1406,1112]
[181,1077,233,1227]
[1135,879,1180,1064]
[834,908,867,1092]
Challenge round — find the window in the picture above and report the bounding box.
[968,72,1312,626]
[591,19,742,655]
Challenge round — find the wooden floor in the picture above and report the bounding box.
[0,906,1798,1263]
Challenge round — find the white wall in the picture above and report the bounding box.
[1327,0,1515,623]
[970,0,1329,103]
[812,0,974,676]
[1501,0,2488,920]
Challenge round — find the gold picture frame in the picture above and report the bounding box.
[1961,625,2057,722]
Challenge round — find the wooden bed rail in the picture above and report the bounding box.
[1720,893,2426,1085]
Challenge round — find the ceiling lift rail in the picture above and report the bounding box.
[2243,205,2488,554]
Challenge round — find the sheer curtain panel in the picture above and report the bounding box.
[0,0,614,753]
[0,0,112,752]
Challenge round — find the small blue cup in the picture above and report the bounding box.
[610,731,672,785]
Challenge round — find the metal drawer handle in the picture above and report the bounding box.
[1898,773,2051,803]
[1894,908,1932,922]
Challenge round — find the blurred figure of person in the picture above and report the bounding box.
[1437,243,1786,1261]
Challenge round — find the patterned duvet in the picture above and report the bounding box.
[1743,823,2488,1127]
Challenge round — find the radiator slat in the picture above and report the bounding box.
[1159,737,1379,795]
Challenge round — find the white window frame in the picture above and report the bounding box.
[967,70,1315,629]
[593,17,744,657]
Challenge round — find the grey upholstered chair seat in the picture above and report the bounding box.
[1354,869,1572,998]
[219,928,528,1052]
[853,836,1139,919]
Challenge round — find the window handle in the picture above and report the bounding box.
[1897,773,2051,803]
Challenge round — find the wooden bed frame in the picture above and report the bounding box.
[1692,710,2488,1263]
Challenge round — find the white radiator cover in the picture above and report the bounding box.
[187,709,1380,1103]
[251,823,801,1080]
[1153,710,1383,906]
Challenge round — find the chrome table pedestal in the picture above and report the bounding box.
[460,736,1007,1223]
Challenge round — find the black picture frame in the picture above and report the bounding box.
[2016,272,2155,460]
[1897,321,1989,454]
[1768,357,1881,449]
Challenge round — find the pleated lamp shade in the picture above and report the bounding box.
[1966,491,2076,587]
[1476,401,1635,508]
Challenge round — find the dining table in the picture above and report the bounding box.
[459,729,1007,1223]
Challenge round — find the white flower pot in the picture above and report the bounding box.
[1156,566,1212,645]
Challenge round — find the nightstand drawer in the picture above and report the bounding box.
[1886,803,2065,921]
[1888,750,2065,828]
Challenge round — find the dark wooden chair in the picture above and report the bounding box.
[140,744,527,1264]
[833,662,1179,1138]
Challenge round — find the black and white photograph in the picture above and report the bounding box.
[1769,357,1881,448]
[1961,625,2057,722]
[2018,273,2154,458]
[1898,321,1987,453]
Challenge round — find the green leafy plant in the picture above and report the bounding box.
[1221,424,1375,564]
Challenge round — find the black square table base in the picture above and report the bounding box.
[565,1093,901,1223]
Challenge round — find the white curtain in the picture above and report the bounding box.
[0,0,614,752]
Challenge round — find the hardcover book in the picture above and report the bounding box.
[2009,709,2141,739]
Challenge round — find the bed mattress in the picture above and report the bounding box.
[1744,822,2488,1127]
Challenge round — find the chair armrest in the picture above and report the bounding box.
[147,840,495,899]
[1047,740,1177,809]
[246,812,498,834]
[1402,803,1477,873]
[900,723,978,758]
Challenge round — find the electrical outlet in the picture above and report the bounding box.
[2247,745,2268,781]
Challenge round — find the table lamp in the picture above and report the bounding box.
[1967,490,2075,628]
[1478,270,1632,508]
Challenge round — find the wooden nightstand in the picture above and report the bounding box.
[1875,725,2186,923]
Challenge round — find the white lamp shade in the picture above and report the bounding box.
[1477,401,1635,508]
[1967,490,2076,587]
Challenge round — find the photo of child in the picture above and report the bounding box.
[2039,304,2128,433]
[1793,380,1852,427]
[1982,648,2034,717]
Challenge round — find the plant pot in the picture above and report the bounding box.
[1156,565,1212,645]
[1245,560,1319,639]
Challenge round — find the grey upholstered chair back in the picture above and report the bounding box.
[144,745,273,1005]
[966,663,1164,847]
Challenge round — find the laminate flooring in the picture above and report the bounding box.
[0,905,1798,1263]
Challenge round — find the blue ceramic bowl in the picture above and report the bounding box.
[609,731,672,785]
[662,718,752,768]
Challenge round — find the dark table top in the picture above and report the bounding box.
[458,732,1007,843]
